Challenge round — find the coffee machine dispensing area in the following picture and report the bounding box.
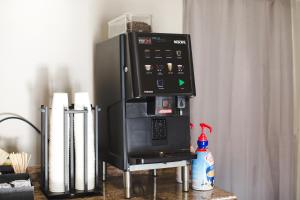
[94,32,196,198]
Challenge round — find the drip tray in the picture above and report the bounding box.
[128,152,196,165]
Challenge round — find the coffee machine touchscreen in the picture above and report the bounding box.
[130,33,195,97]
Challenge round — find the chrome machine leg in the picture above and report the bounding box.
[153,176,157,200]
[182,165,189,192]
[102,161,106,181]
[152,169,157,177]
[124,171,131,199]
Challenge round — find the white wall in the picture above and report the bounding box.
[0,0,183,165]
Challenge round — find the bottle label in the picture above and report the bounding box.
[192,151,215,190]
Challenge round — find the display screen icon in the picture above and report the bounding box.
[157,79,164,88]
[145,64,152,71]
[156,64,164,72]
[177,65,184,72]
[178,79,185,87]
[167,63,173,72]
[176,50,182,57]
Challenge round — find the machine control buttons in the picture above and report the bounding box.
[157,79,164,88]
[178,79,185,87]
[138,38,193,94]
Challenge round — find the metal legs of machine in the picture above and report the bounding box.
[102,161,106,182]
[124,171,131,199]
[182,165,189,192]
[102,161,189,199]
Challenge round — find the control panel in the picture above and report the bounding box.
[129,33,196,96]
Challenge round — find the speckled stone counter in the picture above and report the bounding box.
[29,166,237,200]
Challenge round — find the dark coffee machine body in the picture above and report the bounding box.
[94,32,196,171]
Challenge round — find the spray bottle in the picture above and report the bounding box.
[192,123,215,190]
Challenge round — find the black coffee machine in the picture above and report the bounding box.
[94,32,196,198]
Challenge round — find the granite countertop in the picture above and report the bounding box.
[29,166,237,200]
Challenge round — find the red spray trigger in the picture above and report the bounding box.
[197,123,212,151]
[200,123,212,135]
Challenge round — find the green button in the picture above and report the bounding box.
[178,79,185,86]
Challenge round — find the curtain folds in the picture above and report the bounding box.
[184,0,295,199]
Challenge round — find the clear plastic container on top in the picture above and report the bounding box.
[108,13,152,39]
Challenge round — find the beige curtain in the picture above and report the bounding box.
[184,0,295,199]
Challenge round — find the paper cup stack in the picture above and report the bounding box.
[74,92,95,190]
[49,93,68,193]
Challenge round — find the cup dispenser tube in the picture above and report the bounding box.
[40,105,102,199]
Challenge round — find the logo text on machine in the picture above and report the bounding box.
[173,40,186,45]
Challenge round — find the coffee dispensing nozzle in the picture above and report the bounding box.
[177,96,186,116]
